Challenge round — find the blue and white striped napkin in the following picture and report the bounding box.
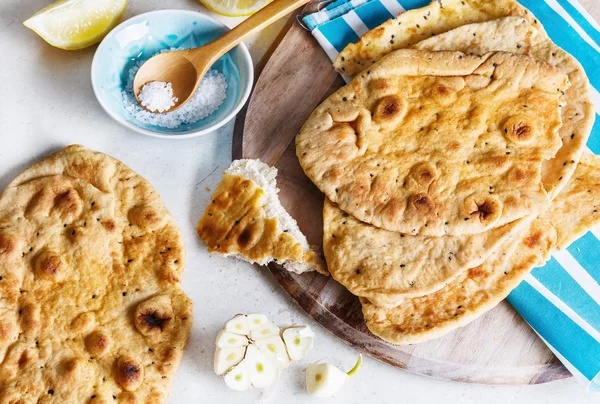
[303,0,600,391]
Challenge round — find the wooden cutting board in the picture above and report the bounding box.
[232,0,574,384]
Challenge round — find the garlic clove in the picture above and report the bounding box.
[250,321,280,340]
[246,313,269,330]
[305,355,362,397]
[216,329,249,348]
[224,359,252,391]
[245,344,279,388]
[214,346,247,375]
[254,335,290,369]
[305,363,349,397]
[282,326,314,361]
[225,314,250,336]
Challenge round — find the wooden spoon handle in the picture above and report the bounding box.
[193,0,311,65]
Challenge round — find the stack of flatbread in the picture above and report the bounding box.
[296,0,600,344]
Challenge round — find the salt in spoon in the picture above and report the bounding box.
[133,0,310,112]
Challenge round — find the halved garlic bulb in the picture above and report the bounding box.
[215,314,315,391]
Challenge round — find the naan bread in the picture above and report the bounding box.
[413,17,594,200]
[0,145,192,403]
[197,159,326,275]
[334,0,538,76]
[323,199,528,307]
[362,153,600,345]
[297,49,568,236]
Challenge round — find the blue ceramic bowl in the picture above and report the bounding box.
[91,10,253,138]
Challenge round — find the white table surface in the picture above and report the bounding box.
[1,0,599,403]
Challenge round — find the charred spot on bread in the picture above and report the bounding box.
[116,356,144,391]
[134,295,174,336]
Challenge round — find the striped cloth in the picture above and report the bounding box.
[303,0,600,391]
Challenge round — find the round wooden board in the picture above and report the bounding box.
[232,1,571,384]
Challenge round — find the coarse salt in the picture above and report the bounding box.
[138,81,177,113]
[122,50,228,129]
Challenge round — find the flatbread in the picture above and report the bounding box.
[197,159,326,275]
[361,153,600,345]
[323,199,528,307]
[334,0,538,76]
[334,0,595,201]
[413,17,594,200]
[297,49,568,236]
[0,145,192,403]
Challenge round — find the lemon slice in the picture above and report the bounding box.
[23,0,126,50]
[199,0,271,17]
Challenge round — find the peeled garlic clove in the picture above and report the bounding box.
[246,313,269,330]
[305,363,349,397]
[224,359,252,391]
[216,329,249,348]
[254,335,290,369]
[225,314,250,336]
[282,326,314,360]
[245,344,279,388]
[305,355,362,397]
[250,321,280,340]
[214,346,247,375]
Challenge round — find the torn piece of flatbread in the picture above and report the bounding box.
[197,159,327,275]
[0,145,192,403]
[361,153,600,345]
[334,0,538,77]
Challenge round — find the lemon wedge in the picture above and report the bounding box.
[199,0,271,17]
[23,0,126,50]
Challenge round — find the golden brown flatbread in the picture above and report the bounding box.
[297,49,568,236]
[0,145,192,403]
[334,0,595,201]
[362,153,600,344]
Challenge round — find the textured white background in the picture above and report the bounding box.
[1,0,599,402]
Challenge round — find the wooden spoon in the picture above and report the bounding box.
[133,0,311,112]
